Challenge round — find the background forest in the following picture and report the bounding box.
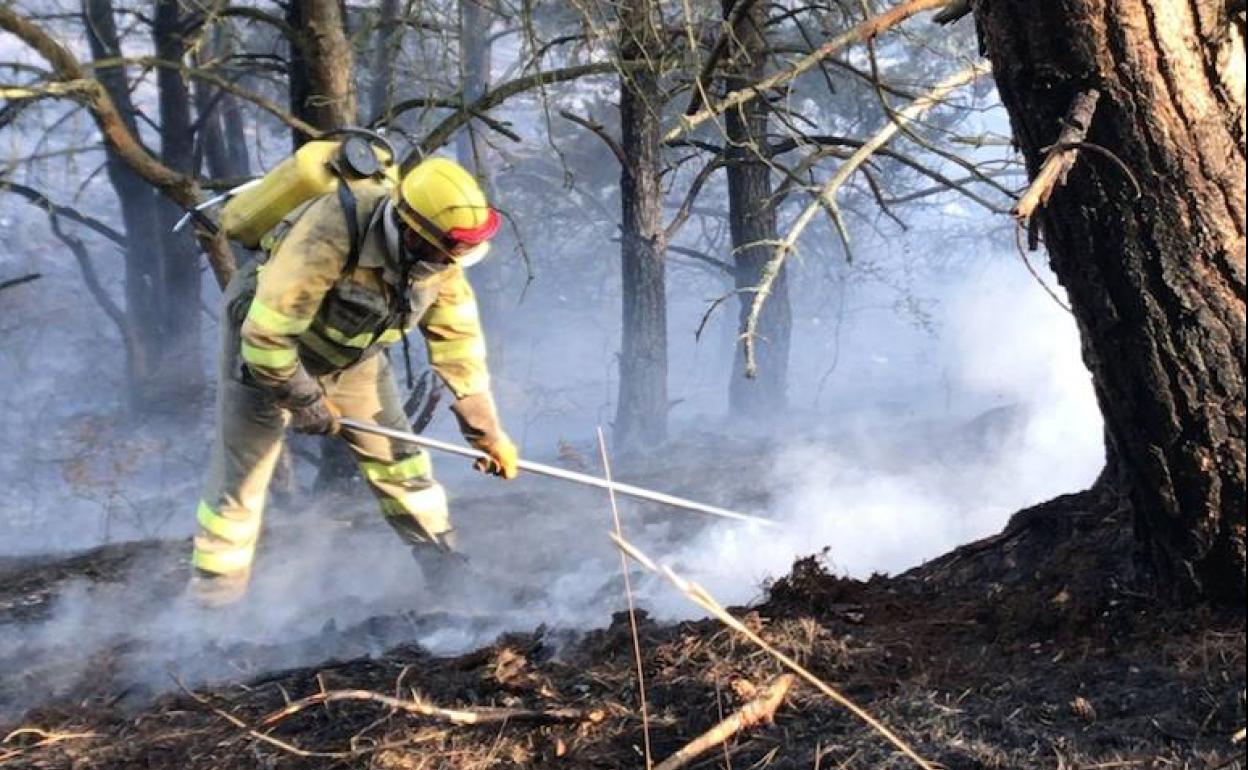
[0,0,1243,767]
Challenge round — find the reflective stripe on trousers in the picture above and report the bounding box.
[194,286,453,581]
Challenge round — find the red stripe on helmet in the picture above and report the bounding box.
[447,208,501,245]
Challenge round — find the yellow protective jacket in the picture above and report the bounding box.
[238,180,489,399]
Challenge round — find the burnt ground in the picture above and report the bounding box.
[1,476,1244,770]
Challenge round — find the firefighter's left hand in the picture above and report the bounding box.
[474,435,518,480]
[290,396,341,435]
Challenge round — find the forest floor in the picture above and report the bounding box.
[0,440,1244,769]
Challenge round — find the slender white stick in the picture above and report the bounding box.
[598,427,653,769]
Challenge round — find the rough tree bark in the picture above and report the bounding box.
[287,0,358,148]
[722,0,790,417]
[615,0,669,449]
[973,0,1246,601]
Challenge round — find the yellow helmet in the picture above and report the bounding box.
[392,157,500,265]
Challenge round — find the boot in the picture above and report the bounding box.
[188,567,251,608]
[410,545,541,607]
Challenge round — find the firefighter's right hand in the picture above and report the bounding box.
[289,396,341,435]
[473,435,519,480]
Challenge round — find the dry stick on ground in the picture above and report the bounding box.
[611,533,938,770]
[664,0,952,143]
[260,689,592,728]
[653,675,795,770]
[597,426,653,769]
[741,61,990,377]
[1012,89,1101,221]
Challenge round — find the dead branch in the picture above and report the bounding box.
[665,0,952,143]
[932,0,972,24]
[0,273,41,293]
[742,62,990,377]
[0,7,236,288]
[0,178,127,245]
[597,427,653,769]
[611,533,937,770]
[683,0,766,117]
[654,675,794,770]
[417,62,641,153]
[174,678,349,759]
[260,689,594,728]
[1012,89,1101,221]
[559,110,627,166]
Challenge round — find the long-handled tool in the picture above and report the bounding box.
[339,418,775,528]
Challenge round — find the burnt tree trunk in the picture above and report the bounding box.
[615,0,668,449]
[973,0,1246,601]
[152,0,204,407]
[722,0,790,416]
[287,0,358,148]
[84,0,164,409]
[284,0,362,486]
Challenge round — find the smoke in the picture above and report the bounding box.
[1,232,1103,719]
[637,257,1103,615]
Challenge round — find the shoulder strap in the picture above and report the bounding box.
[335,178,362,276]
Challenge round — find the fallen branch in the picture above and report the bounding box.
[664,0,952,143]
[260,689,594,728]
[611,533,937,770]
[1012,89,1101,221]
[654,675,794,770]
[742,61,990,377]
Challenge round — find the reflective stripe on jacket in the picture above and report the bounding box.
[238,180,490,398]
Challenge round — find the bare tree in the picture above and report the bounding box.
[615,0,669,449]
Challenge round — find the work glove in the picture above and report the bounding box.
[289,396,341,435]
[451,392,519,480]
[272,366,341,435]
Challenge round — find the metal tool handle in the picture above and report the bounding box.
[338,418,774,528]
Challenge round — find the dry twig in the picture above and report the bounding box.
[611,533,937,770]
[665,0,953,143]
[1012,89,1101,221]
[653,675,794,770]
[260,689,592,728]
[742,62,991,377]
[597,426,653,769]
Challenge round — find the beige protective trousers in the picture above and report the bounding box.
[192,264,452,584]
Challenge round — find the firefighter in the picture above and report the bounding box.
[190,156,517,606]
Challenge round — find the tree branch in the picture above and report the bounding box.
[743,62,990,377]
[665,0,953,143]
[1012,88,1101,221]
[0,7,236,288]
[654,675,794,770]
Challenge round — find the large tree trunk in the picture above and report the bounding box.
[722,0,790,417]
[615,0,668,449]
[973,0,1246,602]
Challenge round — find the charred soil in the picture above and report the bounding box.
[1,486,1244,769]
